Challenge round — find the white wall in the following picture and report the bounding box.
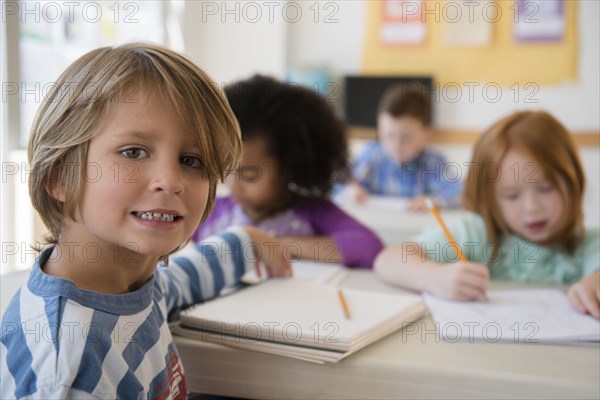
[181,0,287,84]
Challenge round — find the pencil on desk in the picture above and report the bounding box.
[338,289,351,319]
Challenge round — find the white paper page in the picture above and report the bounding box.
[444,0,492,46]
[242,260,348,285]
[424,289,600,343]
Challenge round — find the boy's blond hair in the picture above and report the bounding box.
[28,42,241,244]
[463,111,585,254]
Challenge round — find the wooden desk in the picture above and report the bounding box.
[173,270,600,399]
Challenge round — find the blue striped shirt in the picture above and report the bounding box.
[1,228,252,399]
[352,142,463,207]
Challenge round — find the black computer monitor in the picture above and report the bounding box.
[342,76,434,128]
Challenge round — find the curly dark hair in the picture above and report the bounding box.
[224,75,349,204]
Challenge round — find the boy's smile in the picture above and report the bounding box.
[131,209,183,226]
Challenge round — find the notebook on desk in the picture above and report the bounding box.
[172,279,426,363]
[242,260,348,285]
[423,289,600,343]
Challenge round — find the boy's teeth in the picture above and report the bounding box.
[135,211,176,222]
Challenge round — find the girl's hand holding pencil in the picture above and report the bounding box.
[424,198,490,302]
[430,262,490,302]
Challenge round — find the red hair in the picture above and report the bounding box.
[463,111,585,254]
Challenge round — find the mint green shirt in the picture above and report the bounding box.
[416,212,600,284]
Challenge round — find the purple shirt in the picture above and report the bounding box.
[193,197,384,268]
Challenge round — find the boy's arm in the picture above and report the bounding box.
[157,227,291,315]
[374,242,489,301]
[343,181,370,204]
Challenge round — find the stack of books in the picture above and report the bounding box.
[172,279,425,363]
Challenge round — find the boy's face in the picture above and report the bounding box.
[377,113,430,164]
[495,149,565,244]
[225,135,286,221]
[68,90,210,257]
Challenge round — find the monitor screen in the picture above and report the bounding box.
[342,76,434,128]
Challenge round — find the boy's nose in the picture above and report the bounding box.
[150,162,184,194]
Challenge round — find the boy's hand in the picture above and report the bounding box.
[243,226,292,278]
[430,262,489,301]
[345,182,369,204]
[405,196,431,212]
[568,270,600,319]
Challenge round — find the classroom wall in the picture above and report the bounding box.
[287,0,600,132]
[180,1,599,131]
[285,0,599,226]
[181,1,287,84]
[177,0,600,227]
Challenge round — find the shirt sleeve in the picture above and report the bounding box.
[301,200,384,268]
[423,150,464,208]
[415,212,488,264]
[351,141,379,192]
[156,226,254,315]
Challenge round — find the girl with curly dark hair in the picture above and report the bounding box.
[192,75,383,268]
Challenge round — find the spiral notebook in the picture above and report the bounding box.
[172,279,425,363]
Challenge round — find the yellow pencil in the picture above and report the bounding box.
[338,289,351,319]
[425,198,467,262]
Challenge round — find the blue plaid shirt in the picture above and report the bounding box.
[352,141,463,207]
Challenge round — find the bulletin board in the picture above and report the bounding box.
[362,0,578,85]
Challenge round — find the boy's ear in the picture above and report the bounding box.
[45,166,66,202]
[422,125,433,138]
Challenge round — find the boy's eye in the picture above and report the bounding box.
[181,155,202,168]
[121,148,148,159]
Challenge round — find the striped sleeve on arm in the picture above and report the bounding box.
[156,227,255,315]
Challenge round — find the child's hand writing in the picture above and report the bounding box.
[567,270,600,319]
[431,262,490,301]
[405,196,431,212]
[345,182,369,204]
[243,226,293,278]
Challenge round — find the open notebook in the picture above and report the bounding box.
[172,279,426,363]
[424,289,600,343]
